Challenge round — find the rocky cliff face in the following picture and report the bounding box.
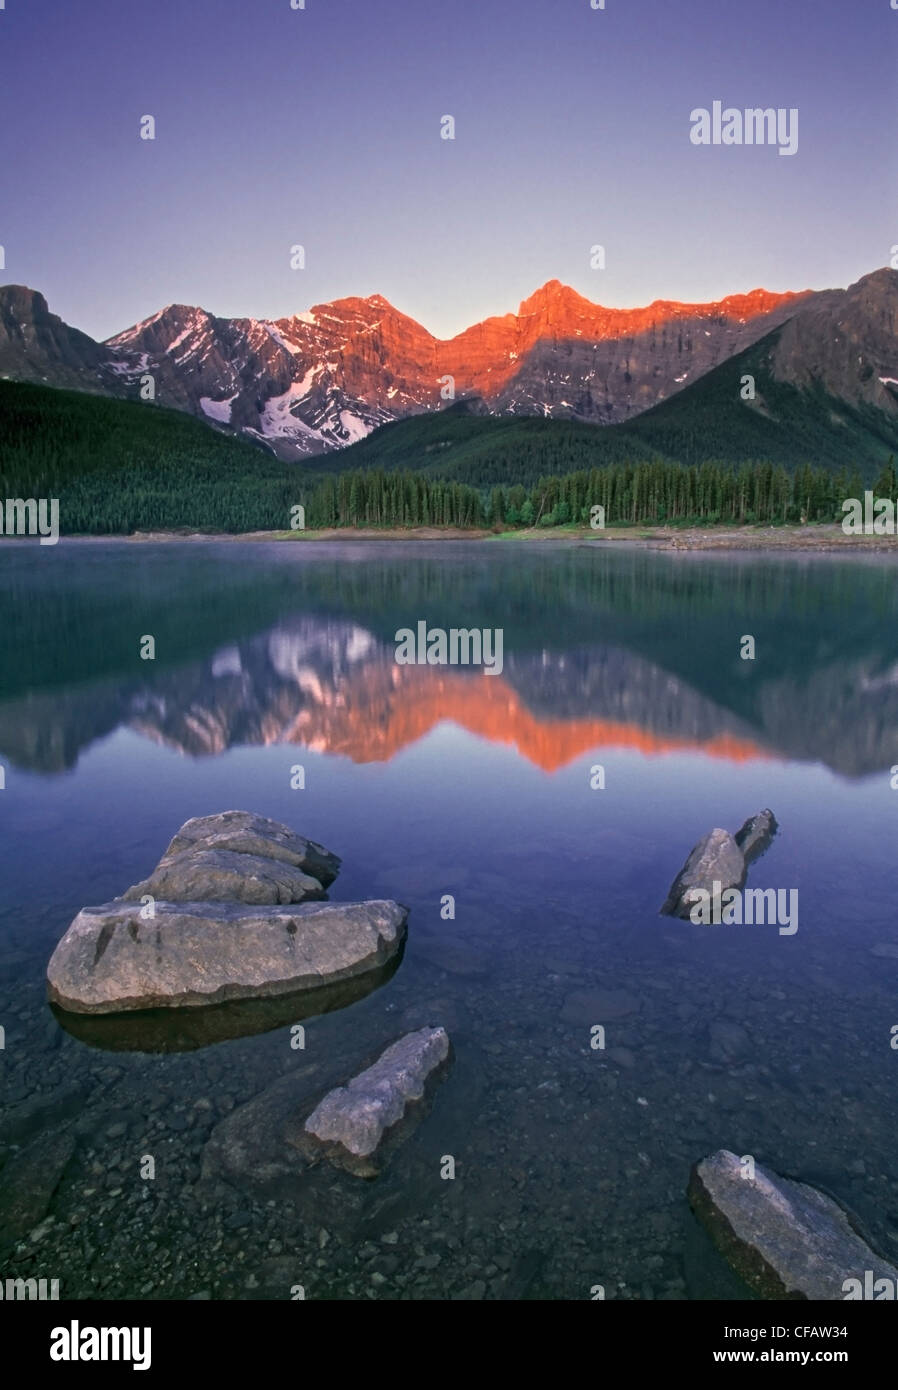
[0,278,815,460]
[103,281,810,457]
[771,267,898,416]
[0,287,109,392]
[2,270,894,459]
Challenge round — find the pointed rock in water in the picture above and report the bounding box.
[157,810,341,887]
[660,828,745,918]
[689,1149,898,1300]
[290,1026,452,1177]
[47,899,407,1014]
[123,848,324,905]
[734,808,779,865]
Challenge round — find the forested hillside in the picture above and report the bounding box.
[1,372,895,534]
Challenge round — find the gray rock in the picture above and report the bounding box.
[689,1148,898,1300]
[53,959,401,1053]
[122,810,340,903]
[661,828,745,918]
[47,898,407,1014]
[734,809,779,866]
[291,1027,452,1177]
[123,848,324,905]
[162,810,340,884]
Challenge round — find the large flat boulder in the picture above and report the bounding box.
[50,959,402,1053]
[689,1149,898,1300]
[661,828,745,918]
[123,848,324,905]
[47,899,407,1014]
[146,810,340,887]
[289,1026,452,1177]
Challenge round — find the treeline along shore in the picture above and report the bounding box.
[2,377,897,536]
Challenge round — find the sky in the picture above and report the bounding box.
[0,0,895,342]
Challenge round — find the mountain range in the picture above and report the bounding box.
[2,269,895,463]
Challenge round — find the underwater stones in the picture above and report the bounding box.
[0,1127,77,1246]
[560,988,639,1024]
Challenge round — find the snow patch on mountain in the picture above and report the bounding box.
[338,410,373,444]
[263,322,304,355]
[200,394,237,423]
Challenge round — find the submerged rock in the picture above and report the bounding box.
[688,1148,898,1300]
[201,1067,332,1191]
[661,828,745,918]
[561,988,639,1023]
[0,1127,76,1246]
[734,808,779,865]
[290,1026,452,1177]
[708,1017,752,1064]
[47,898,407,1014]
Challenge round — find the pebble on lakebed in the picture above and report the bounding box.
[46,811,407,1014]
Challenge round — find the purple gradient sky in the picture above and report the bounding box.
[1,0,895,341]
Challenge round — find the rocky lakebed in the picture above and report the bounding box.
[0,805,894,1300]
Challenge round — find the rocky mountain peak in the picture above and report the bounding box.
[3,269,894,459]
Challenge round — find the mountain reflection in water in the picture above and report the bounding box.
[1,539,897,778]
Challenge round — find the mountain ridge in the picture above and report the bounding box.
[0,269,894,464]
[0,276,821,459]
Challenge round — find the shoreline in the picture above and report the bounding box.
[61,524,898,553]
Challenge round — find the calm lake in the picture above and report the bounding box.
[2,537,898,1300]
